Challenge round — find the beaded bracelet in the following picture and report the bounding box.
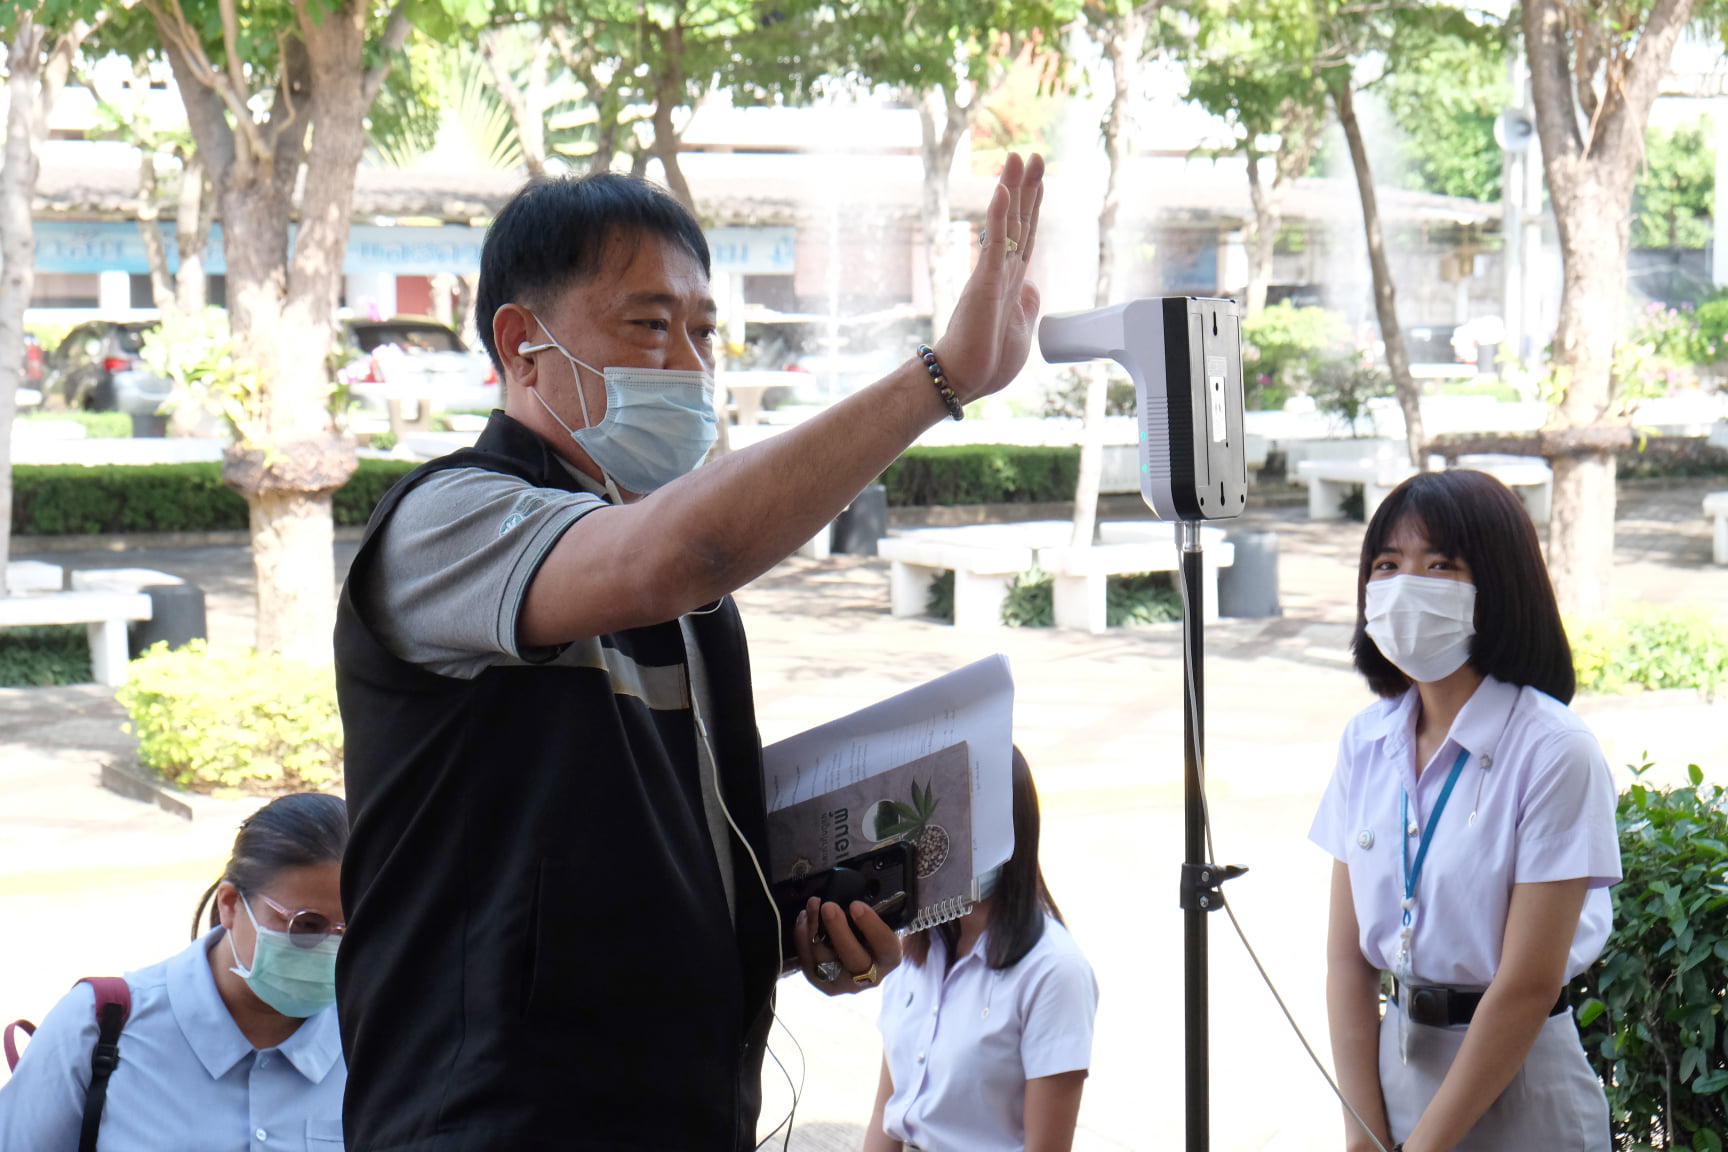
[918,344,964,421]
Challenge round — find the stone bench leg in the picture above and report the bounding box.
[1521,481,1552,524]
[1714,516,1728,566]
[1307,478,1346,520]
[1200,559,1222,625]
[889,561,939,617]
[1052,572,1107,634]
[1363,481,1398,524]
[953,570,1013,630]
[88,620,131,687]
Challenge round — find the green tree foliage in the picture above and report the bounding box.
[1633,118,1716,250]
[1378,24,1505,202]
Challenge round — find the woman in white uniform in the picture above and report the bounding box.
[865,747,1099,1152]
[0,792,349,1150]
[1312,469,1620,1152]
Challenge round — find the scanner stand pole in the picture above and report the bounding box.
[1175,520,1247,1152]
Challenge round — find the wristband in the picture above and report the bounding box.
[917,344,964,421]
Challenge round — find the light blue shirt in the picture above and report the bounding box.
[0,928,346,1151]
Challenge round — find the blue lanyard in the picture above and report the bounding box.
[1400,747,1472,927]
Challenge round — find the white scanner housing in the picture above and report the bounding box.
[1039,297,1248,522]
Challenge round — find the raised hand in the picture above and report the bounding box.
[932,152,1046,405]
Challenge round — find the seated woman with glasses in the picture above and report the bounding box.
[0,792,349,1150]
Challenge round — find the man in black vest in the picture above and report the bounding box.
[334,155,1046,1151]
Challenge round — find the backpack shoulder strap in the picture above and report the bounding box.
[3,1019,34,1072]
[75,977,130,1152]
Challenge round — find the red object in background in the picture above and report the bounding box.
[102,356,137,373]
[395,276,434,318]
[24,336,42,383]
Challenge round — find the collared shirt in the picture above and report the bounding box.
[0,929,346,1151]
[876,917,1098,1152]
[1310,675,1621,985]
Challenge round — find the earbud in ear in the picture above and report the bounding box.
[517,341,535,355]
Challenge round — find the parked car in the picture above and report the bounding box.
[338,317,500,416]
[46,321,173,416]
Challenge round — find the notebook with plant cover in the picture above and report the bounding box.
[765,740,977,931]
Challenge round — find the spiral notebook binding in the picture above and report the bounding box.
[908,895,975,934]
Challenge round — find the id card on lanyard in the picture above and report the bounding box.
[1396,745,1472,1062]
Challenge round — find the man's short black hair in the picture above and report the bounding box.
[1351,468,1576,703]
[474,173,711,375]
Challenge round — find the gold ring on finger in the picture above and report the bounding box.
[851,961,881,986]
[1005,238,1020,254]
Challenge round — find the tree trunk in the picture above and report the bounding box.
[158,1,385,661]
[0,16,47,587]
[135,146,179,313]
[1,11,92,588]
[1332,77,1424,467]
[916,86,970,340]
[1243,146,1280,318]
[649,28,695,213]
[1072,10,1146,549]
[1523,0,1691,617]
[174,151,211,313]
[482,29,548,179]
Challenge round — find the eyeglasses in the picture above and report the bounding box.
[253,892,346,948]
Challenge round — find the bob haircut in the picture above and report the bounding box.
[1351,469,1575,704]
[474,173,712,375]
[904,746,1063,972]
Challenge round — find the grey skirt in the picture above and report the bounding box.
[1380,1000,1610,1151]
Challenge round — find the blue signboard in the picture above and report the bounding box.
[31,220,794,278]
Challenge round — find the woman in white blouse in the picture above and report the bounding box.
[0,792,349,1150]
[1312,469,1620,1152]
[865,747,1098,1152]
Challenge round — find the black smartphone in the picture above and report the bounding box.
[772,840,916,963]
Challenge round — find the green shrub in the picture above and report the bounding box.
[332,458,417,526]
[1001,567,1056,627]
[1572,606,1728,695]
[17,410,132,439]
[0,625,92,686]
[882,445,1080,507]
[116,641,343,794]
[1571,762,1728,1150]
[10,458,420,536]
[1241,303,1351,410]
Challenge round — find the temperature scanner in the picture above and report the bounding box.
[1039,297,1248,522]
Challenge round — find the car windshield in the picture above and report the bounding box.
[117,326,154,354]
[352,325,464,354]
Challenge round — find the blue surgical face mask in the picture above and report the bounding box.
[228,894,340,1019]
[518,314,717,498]
[976,865,1003,900]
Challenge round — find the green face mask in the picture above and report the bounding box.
[227,893,340,1018]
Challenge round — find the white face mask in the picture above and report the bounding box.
[1364,575,1477,683]
[517,313,716,499]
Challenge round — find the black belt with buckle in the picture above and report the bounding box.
[1392,978,1569,1027]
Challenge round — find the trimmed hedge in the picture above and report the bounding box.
[11,458,419,537]
[1429,432,1728,479]
[881,445,1081,507]
[9,446,1091,536]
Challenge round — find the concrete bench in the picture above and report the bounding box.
[1454,453,1553,523]
[879,523,1054,630]
[0,587,153,686]
[1706,491,1728,565]
[879,520,1236,631]
[1040,522,1234,632]
[1295,458,1418,522]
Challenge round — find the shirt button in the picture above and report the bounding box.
[1407,821,1419,836]
[256,1129,267,1142]
[1481,754,1494,769]
[930,1007,938,1017]
[917,1052,926,1064]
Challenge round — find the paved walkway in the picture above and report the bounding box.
[1,478,1723,1151]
